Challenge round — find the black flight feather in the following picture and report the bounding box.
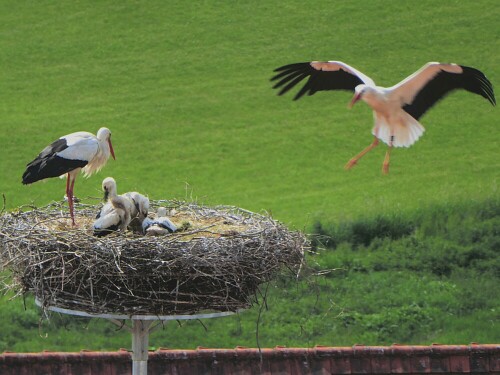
[403,65,496,120]
[271,62,365,100]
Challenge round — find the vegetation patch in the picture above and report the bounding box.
[305,198,499,344]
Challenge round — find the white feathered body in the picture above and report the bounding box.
[358,86,425,147]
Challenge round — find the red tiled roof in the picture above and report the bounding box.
[1,344,499,374]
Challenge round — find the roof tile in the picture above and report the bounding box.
[1,344,499,375]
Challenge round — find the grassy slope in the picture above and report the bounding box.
[0,0,498,351]
[0,1,498,227]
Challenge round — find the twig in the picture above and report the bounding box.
[0,200,307,316]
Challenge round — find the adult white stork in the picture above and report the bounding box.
[22,127,116,225]
[271,61,495,173]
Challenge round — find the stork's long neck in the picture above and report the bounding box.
[98,138,112,160]
[82,139,111,177]
[107,186,117,199]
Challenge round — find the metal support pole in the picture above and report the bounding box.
[131,320,152,375]
[34,299,238,375]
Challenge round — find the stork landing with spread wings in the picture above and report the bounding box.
[271,61,495,173]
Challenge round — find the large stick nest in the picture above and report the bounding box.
[0,200,307,316]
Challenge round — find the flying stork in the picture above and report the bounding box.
[271,61,495,173]
[22,127,116,225]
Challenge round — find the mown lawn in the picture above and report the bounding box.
[0,0,498,351]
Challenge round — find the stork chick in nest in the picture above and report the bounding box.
[93,195,135,237]
[142,207,177,236]
[96,177,150,233]
[122,191,150,233]
[97,177,118,218]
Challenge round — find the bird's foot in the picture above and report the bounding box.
[64,195,80,203]
[344,158,359,170]
[382,163,390,174]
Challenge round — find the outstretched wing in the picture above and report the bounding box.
[389,62,496,120]
[271,61,375,100]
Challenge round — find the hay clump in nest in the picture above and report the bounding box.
[0,200,307,316]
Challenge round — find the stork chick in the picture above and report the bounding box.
[95,178,150,233]
[96,177,118,219]
[122,192,150,233]
[142,207,177,236]
[93,196,134,237]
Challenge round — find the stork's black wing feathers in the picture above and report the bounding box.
[271,62,364,100]
[22,156,88,184]
[33,138,68,160]
[403,65,496,120]
[22,138,88,184]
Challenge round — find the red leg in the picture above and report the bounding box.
[382,146,392,174]
[70,176,76,195]
[382,135,395,175]
[65,174,71,208]
[67,173,76,226]
[345,137,379,170]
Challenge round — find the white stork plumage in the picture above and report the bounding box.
[96,177,119,219]
[93,195,134,237]
[271,61,496,173]
[123,191,150,233]
[96,177,150,233]
[123,192,150,220]
[22,127,115,225]
[142,207,177,236]
[102,176,118,202]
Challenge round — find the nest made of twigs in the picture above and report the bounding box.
[0,200,307,316]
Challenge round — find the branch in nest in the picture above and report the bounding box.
[0,200,308,316]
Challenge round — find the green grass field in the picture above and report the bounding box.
[0,0,498,351]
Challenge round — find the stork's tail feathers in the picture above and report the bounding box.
[373,113,425,148]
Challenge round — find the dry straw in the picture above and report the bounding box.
[0,200,307,316]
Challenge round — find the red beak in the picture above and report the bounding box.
[108,139,116,160]
[348,93,361,108]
